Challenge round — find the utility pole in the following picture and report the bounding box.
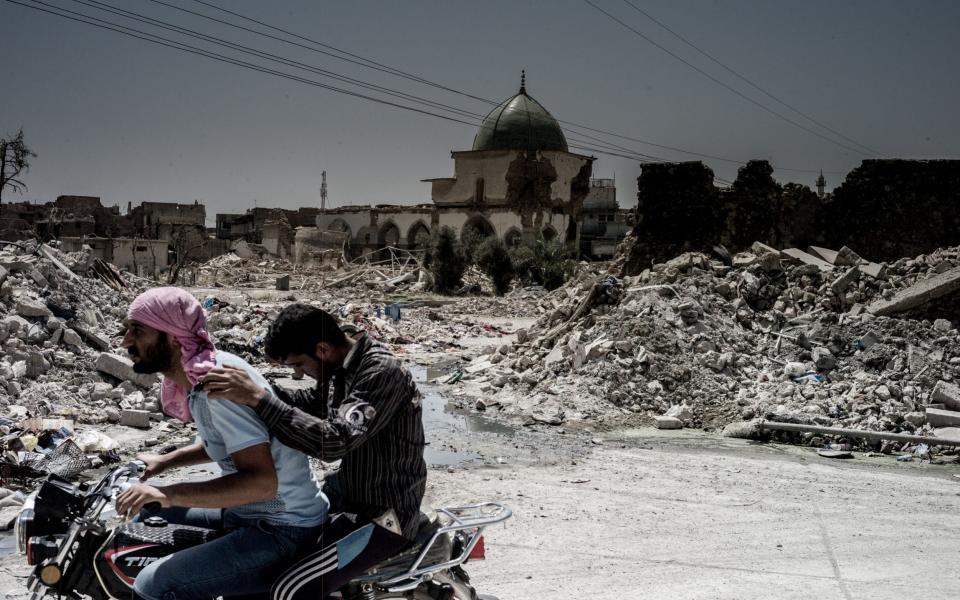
[321,170,328,210]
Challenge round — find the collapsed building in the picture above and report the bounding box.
[0,196,231,278]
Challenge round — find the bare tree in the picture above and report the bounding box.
[0,129,37,212]
[167,227,205,285]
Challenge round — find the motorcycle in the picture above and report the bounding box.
[14,460,512,600]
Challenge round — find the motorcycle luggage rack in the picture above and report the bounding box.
[380,501,511,591]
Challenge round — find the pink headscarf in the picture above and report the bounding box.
[127,287,217,422]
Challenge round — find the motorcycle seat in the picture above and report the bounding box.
[352,511,451,583]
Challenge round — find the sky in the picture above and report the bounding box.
[2,0,959,224]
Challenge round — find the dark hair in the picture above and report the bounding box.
[264,304,347,360]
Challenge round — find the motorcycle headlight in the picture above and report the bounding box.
[15,508,35,555]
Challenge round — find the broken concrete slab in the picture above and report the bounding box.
[544,343,565,367]
[750,242,779,256]
[834,246,862,267]
[29,268,50,288]
[39,244,80,280]
[120,409,151,429]
[72,324,111,351]
[61,328,83,348]
[780,248,833,272]
[858,331,880,350]
[931,381,960,411]
[867,265,960,316]
[16,300,53,318]
[808,246,839,264]
[860,262,888,279]
[831,266,860,295]
[464,359,495,374]
[925,407,960,428]
[655,415,683,430]
[934,427,960,442]
[95,352,158,388]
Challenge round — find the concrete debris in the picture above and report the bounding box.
[780,248,834,272]
[449,242,960,449]
[119,409,151,429]
[867,265,960,316]
[0,240,166,444]
[931,381,960,411]
[655,416,683,430]
[95,353,158,388]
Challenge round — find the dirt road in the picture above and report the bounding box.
[426,427,960,600]
[2,424,959,599]
[3,357,959,600]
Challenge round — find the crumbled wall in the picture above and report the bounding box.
[624,158,960,274]
[824,159,960,261]
[624,161,720,273]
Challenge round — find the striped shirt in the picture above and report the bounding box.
[255,332,427,539]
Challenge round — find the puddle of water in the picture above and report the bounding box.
[410,365,514,438]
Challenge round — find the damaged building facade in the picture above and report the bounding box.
[311,78,598,258]
[0,196,228,276]
[216,207,320,260]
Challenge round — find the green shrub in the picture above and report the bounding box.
[427,226,466,293]
[460,228,485,265]
[475,238,515,295]
[509,237,575,291]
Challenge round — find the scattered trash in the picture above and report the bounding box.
[792,372,826,384]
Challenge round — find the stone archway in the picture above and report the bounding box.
[461,214,496,240]
[504,227,523,247]
[327,218,352,237]
[407,220,431,250]
[378,220,401,247]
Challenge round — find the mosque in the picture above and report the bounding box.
[310,74,601,259]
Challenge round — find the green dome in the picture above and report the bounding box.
[472,78,568,152]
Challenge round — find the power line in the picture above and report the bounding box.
[8,0,483,127]
[4,0,662,167]
[173,0,850,175]
[62,0,670,165]
[68,0,485,122]
[140,0,496,106]
[146,0,842,173]
[581,0,870,157]
[618,0,882,156]
[6,0,846,178]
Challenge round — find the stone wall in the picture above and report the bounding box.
[824,159,960,261]
[624,161,720,272]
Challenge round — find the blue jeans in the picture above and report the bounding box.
[132,508,321,600]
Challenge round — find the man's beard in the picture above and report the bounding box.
[130,332,174,374]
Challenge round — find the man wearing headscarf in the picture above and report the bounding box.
[115,287,328,600]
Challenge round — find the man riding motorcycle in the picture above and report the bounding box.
[201,303,427,600]
[116,288,327,600]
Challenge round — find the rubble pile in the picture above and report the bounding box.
[0,242,173,480]
[457,243,960,447]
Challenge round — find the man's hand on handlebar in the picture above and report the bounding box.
[116,483,171,520]
[136,453,168,480]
